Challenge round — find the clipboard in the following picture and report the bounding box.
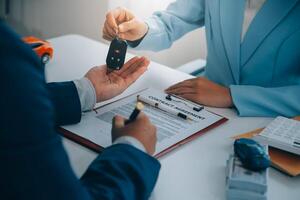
[60,117,227,158]
[59,88,228,158]
[233,116,300,176]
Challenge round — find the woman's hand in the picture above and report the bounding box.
[165,77,233,108]
[103,7,148,41]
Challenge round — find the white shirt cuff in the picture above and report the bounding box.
[113,136,146,153]
[73,77,96,112]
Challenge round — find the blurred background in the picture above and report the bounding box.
[0,0,207,69]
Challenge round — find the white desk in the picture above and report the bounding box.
[46,35,300,200]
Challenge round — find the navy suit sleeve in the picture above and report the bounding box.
[46,81,82,125]
[0,21,160,200]
[81,144,161,200]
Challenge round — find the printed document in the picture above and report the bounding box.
[62,88,225,156]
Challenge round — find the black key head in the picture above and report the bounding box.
[106,38,128,70]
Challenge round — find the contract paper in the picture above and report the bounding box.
[62,88,224,156]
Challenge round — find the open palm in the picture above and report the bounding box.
[85,56,149,102]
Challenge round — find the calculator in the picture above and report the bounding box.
[254,116,300,156]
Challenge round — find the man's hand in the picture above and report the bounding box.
[85,56,149,102]
[103,7,148,41]
[112,113,157,155]
[165,77,233,108]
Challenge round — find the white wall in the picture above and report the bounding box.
[0,0,5,18]
[6,0,207,68]
[7,0,108,40]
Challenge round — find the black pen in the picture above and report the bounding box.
[125,102,144,125]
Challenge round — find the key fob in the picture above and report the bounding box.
[106,38,127,70]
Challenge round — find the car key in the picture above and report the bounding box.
[106,37,128,71]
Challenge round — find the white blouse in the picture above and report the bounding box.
[242,0,267,41]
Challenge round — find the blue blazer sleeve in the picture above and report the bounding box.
[0,21,160,200]
[230,85,300,117]
[134,0,205,51]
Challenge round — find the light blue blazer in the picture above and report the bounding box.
[134,0,300,117]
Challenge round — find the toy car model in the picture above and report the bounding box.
[23,36,54,64]
[234,138,270,171]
